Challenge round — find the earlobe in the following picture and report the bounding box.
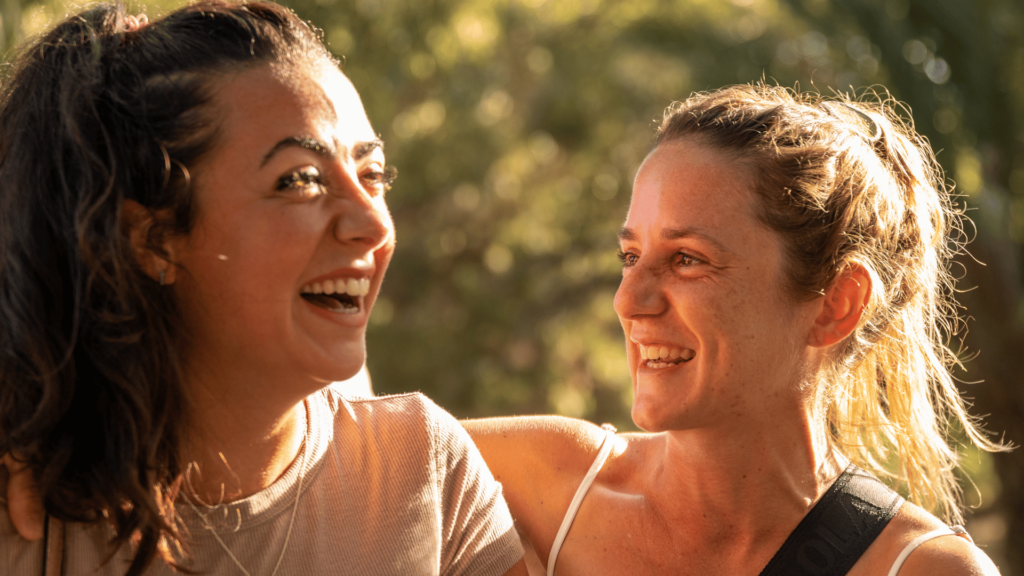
[122,199,176,285]
[809,264,872,347]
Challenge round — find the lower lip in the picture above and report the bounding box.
[302,296,370,327]
[638,358,693,372]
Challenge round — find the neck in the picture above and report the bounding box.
[181,362,312,505]
[644,395,843,548]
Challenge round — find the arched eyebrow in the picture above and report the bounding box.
[260,137,385,168]
[261,136,334,167]
[353,138,385,159]
[618,226,732,255]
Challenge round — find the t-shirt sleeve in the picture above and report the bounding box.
[428,401,523,576]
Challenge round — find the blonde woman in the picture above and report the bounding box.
[466,86,1004,575]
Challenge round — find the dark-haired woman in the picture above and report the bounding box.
[0,3,526,575]
[465,86,1004,576]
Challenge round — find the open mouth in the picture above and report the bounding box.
[300,278,371,315]
[638,345,696,369]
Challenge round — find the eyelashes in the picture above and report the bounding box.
[675,253,699,266]
[275,164,398,197]
[276,167,325,196]
[616,249,702,268]
[365,166,398,191]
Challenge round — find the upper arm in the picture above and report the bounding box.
[896,535,1001,576]
[426,405,524,576]
[461,416,605,506]
[461,416,607,546]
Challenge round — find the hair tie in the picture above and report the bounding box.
[124,14,149,33]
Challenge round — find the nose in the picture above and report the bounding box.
[334,200,392,252]
[613,261,668,321]
[332,178,393,252]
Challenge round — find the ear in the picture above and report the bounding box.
[809,264,872,348]
[122,199,177,285]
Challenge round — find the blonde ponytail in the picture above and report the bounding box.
[656,84,1008,523]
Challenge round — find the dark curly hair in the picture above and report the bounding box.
[0,2,331,573]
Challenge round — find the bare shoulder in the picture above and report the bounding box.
[898,538,1000,576]
[462,415,608,447]
[461,415,610,481]
[461,416,623,555]
[859,502,1000,576]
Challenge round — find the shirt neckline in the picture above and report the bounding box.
[177,390,332,531]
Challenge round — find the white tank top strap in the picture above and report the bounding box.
[546,424,617,576]
[886,525,973,576]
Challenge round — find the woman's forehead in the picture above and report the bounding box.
[207,62,376,165]
[277,60,370,126]
[627,141,758,228]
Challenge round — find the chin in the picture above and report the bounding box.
[331,353,366,382]
[631,392,700,432]
[630,375,669,431]
[324,363,364,383]
[631,398,671,432]
[303,342,366,384]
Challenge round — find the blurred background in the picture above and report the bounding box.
[4,0,1022,571]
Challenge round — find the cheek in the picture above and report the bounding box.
[668,281,740,327]
[181,216,317,307]
[234,206,327,263]
[669,281,776,363]
[716,290,809,377]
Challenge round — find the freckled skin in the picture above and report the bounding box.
[614,140,820,433]
[464,138,998,576]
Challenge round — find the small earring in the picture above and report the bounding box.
[159,269,166,286]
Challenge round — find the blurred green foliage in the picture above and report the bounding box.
[3,0,1022,572]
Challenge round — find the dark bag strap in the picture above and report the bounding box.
[41,514,65,576]
[759,464,904,576]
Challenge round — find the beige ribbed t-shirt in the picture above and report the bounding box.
[2,390,523,576]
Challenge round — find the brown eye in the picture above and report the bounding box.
[276,168,326,197]
[675,252,699,267]
[362,165,397,192]
[617,250,638,267]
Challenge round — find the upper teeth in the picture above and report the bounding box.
[301,278,371,297]
[639,345,695,361]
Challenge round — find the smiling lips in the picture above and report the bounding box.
[638,344,696,368]
[300,277,371,314]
